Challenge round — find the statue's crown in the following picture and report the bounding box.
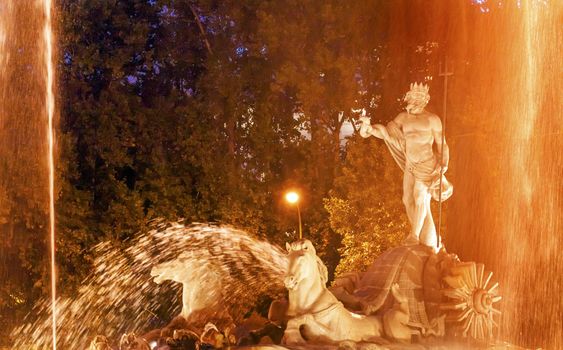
[408,82,429,95]
[404,82,430,104]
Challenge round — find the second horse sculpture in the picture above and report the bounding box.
[282,239,411,346]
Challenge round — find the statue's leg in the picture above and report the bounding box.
[419,193,438,248]
[299,319,337,343]
[402,170,416,230]
[410,181,429,243]
[283,317,307,345]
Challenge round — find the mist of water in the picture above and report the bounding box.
[10,222,288,349]
[0,5,51,220]
[42,0,57,348]
[0,1,57,346]
[445,1,562,348]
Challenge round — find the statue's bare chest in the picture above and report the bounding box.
[401,115,432,135]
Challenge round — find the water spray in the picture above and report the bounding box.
[42,0,57,348]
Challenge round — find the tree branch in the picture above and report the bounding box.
[189,5,213,55]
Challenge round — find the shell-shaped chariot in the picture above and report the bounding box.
[330,244,501,341]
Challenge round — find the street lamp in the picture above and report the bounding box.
[285,191,302,239]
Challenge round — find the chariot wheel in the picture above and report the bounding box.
[441,261,502,340]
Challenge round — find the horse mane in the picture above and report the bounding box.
[316,256,328,285]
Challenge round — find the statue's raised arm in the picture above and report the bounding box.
[359,116,389,140]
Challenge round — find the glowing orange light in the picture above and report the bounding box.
[285,191,299,204]
[284,191,302,239]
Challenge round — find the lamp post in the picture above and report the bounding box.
[285,191,302,239]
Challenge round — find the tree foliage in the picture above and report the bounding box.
[325,136,406,275]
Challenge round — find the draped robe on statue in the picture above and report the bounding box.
[383,121,453,202]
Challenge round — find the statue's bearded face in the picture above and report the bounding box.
[404,91,429,114]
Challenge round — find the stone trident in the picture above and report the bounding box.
[437,57,453,248]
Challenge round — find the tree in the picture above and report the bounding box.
[325,136,406,275]
[55,0,219,297]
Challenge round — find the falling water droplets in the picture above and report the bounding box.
[11,222,288,349]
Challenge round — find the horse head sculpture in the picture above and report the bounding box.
[284,239,328,291]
